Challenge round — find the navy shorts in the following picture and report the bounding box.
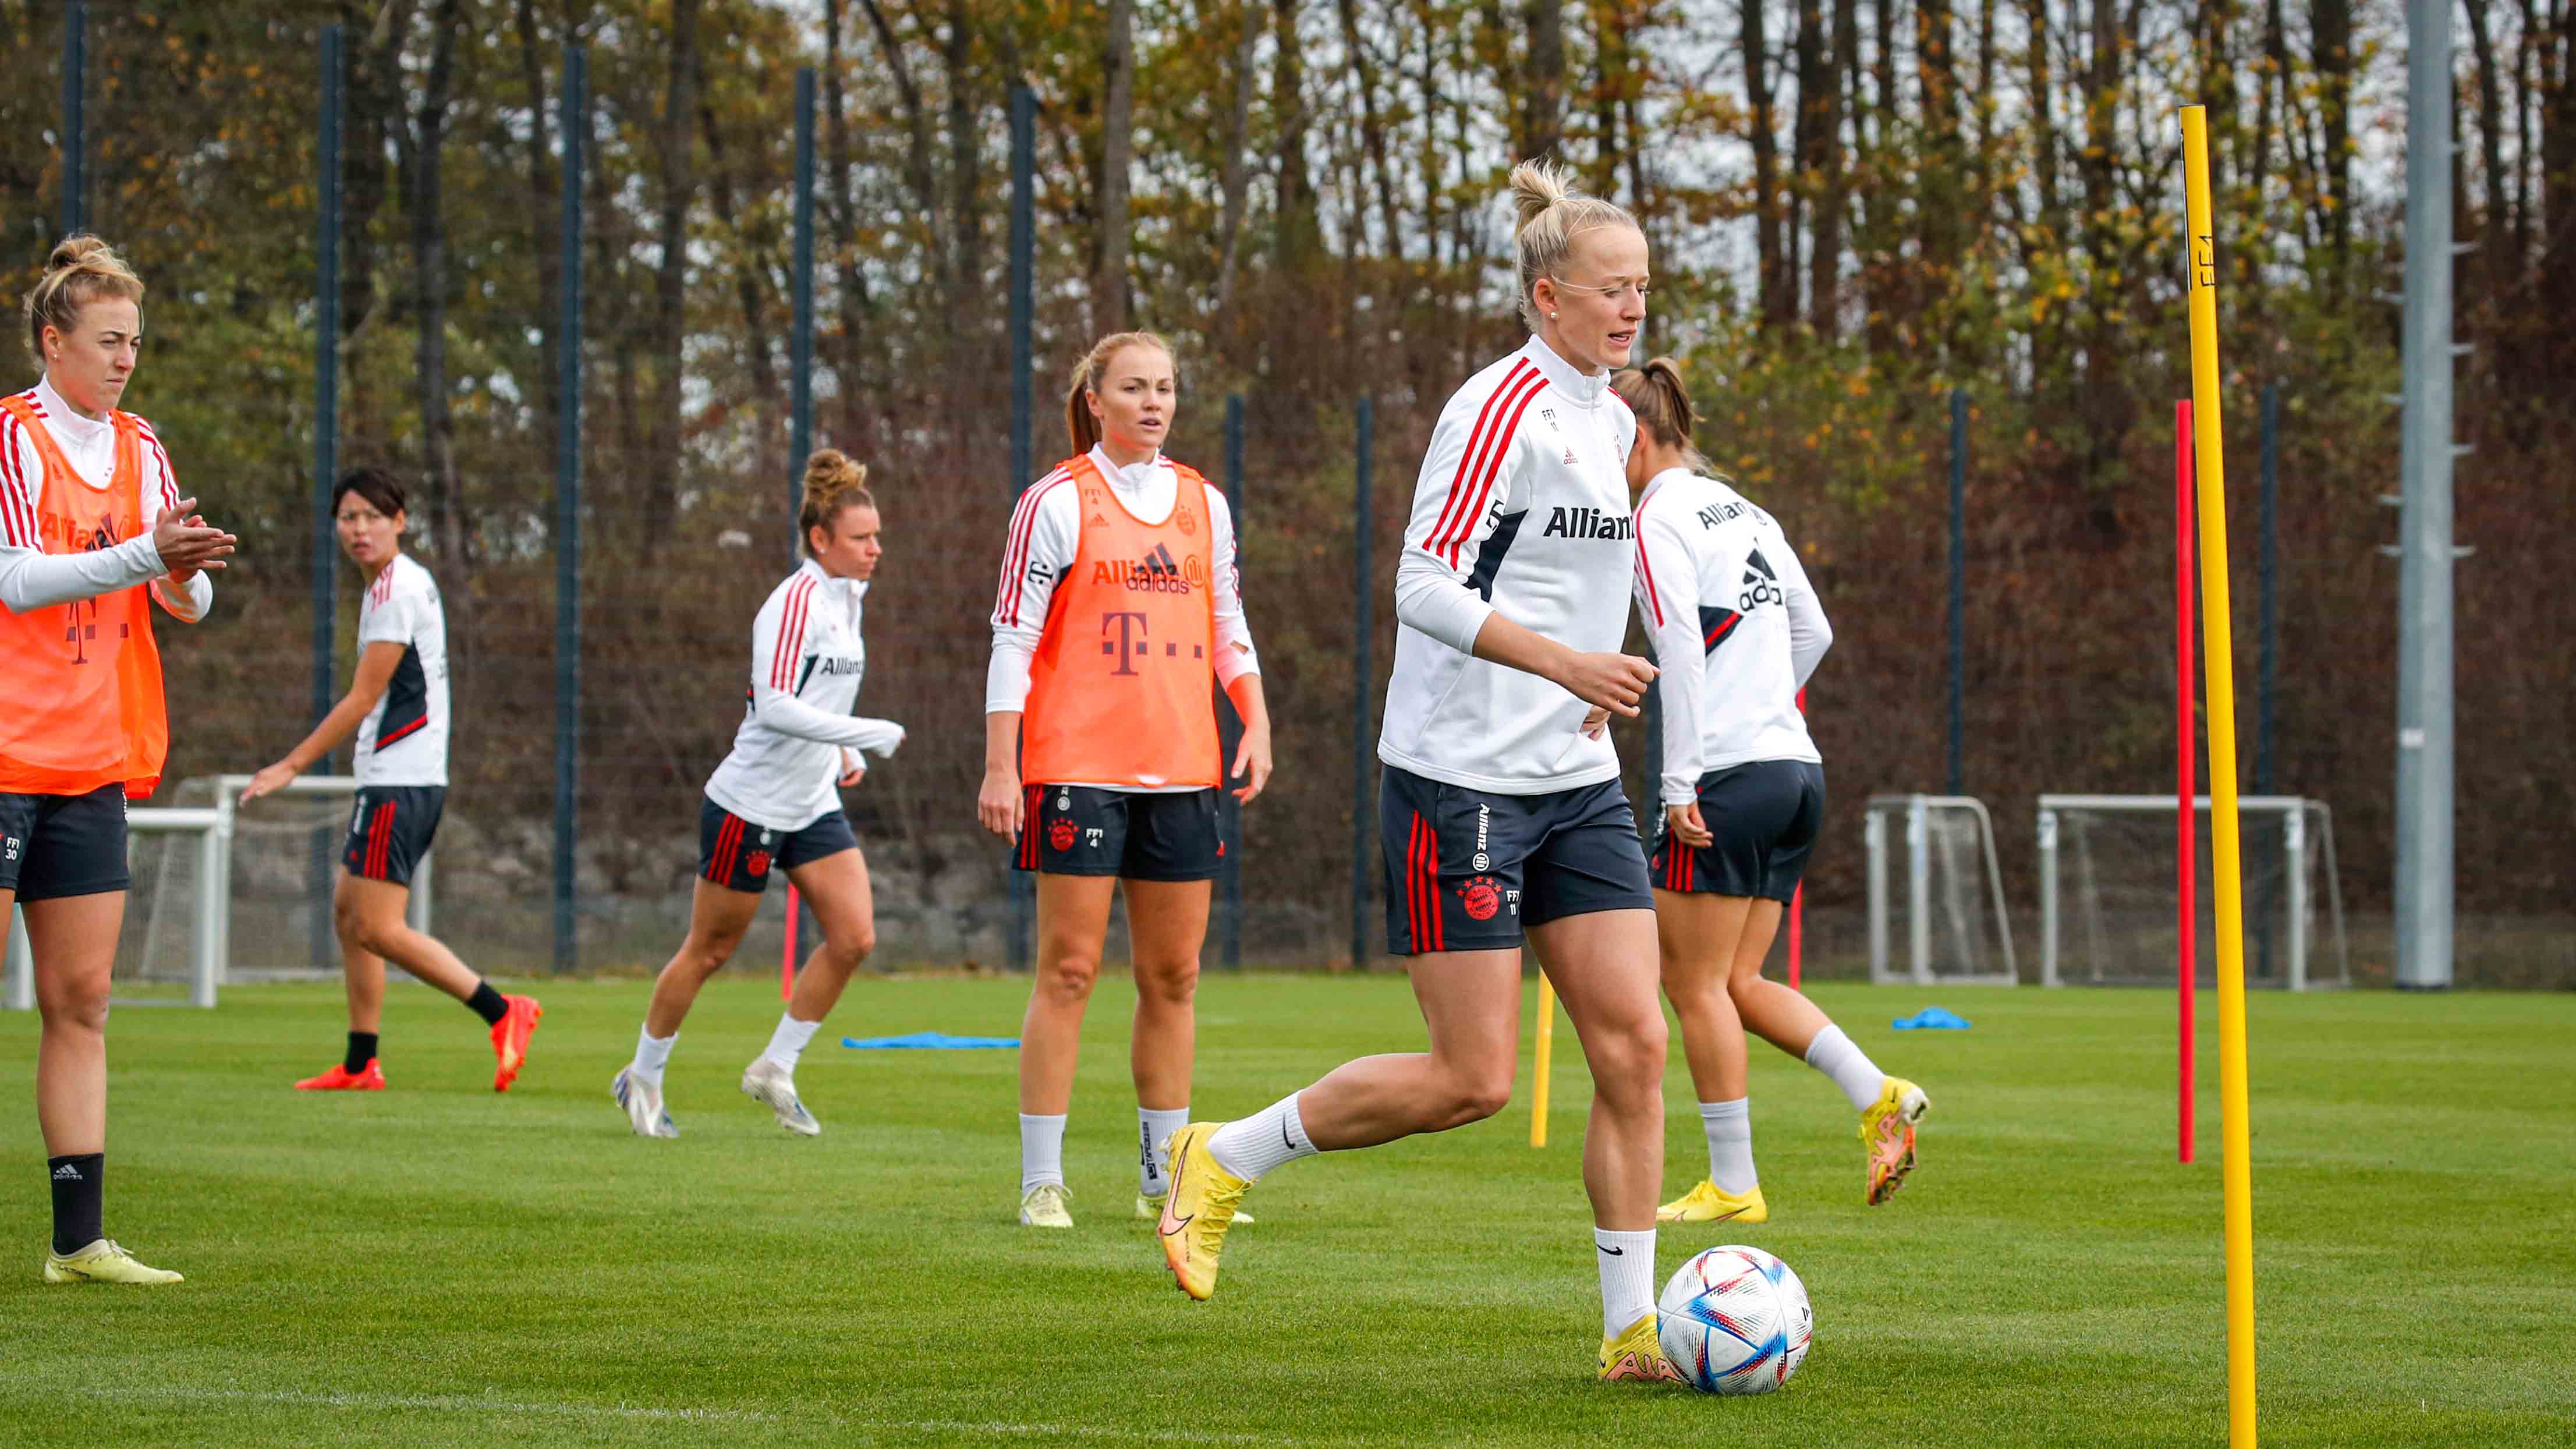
[345,786,445,888]
[1649,760,1825,904]
[699,796,858,895]
[1013,785,1222,883]
[0,785,129,902]
[1379,766,1653,955]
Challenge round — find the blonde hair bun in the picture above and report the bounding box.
[1506,160,1640,333]
[798,448,877,545]
[23,232,146,366]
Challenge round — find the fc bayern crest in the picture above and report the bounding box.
[1458,876,1503,922]
[1049,818,1080,852]
[745,850,772,876]
[1177,508,1197,536]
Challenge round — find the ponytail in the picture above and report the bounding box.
[1508,160,1639,333]
[1611,357,1712,474]
[1064,331,1175,456]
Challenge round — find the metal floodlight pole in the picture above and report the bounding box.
[310,25,346,973]
[59,1,86,238]
[1221,394,1246,971]
[2394,0,2456,991]
[1349,398,1374,970]
[789,67,816,562]
[552,44,587,975]
[2256,384,2279,795]
[1947,387,1967,796]
[1005,82,1037,973]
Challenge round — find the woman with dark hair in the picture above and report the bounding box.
[3,235,233,1283]
[245,467,542,1095]
[611,449,903,1140]
[977,331,1271,1230]
[1617,355,1927,1224]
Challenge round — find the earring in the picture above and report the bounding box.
[1549,312,1558,320]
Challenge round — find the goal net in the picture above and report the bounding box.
[1866,795,2019,986]
[2037,794,2348,990]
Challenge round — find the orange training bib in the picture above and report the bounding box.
[1021,455,1221,790]
[0,395,168,798]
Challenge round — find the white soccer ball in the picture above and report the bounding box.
[1657,1244,1813,1394]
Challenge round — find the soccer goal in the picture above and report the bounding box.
[5,774,431,1010]
[2035,794,2347,990]
[1865,795,2020,986]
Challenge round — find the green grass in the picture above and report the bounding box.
[4,975,2572,1447]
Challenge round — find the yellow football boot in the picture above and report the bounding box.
[1655,1179,1769,1225]
[1860,1076,1932,1205]
[1136,1193,1253,1227]
[1597,1312,1684,1383]
[1019,1182,1075,1228]
[1156,1123,1249,1301]
[42,1239,183,1285]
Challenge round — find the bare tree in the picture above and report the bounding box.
[1095,0,1136,332]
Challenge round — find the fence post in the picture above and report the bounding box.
[782,66,819,980]
[1349,398,1373,970]
[309,24,344,973]
[58,1,85,238]
[1005,82,1036,973]
[1220,394,1246,970]
[551,44,586,975]
[2255,382,2280,980]
[1947,387,1966,797]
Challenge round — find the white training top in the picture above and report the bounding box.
[352,553,451,787]
[1379,334,1640,795]
[984,443,1261,793]
[704,558,905,833]
[0,377,210,621]
[1631,467,1832,805]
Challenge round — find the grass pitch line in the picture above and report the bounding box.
[87,1386,775,1425]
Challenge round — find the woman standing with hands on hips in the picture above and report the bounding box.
[2,236,233,1284]
[979,332,1272,1231]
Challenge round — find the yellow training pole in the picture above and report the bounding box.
[1530,975,1556,1148]
[2180,105,2259,1448]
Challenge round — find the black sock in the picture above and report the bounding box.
[345,1032,380,1074]
[464,982,509,1027]
[48,1153,103,1257]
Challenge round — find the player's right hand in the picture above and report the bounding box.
[977,768,1023,841]
[1557,650,1657,717]
[153,498,236,579]
[239,760,297,803]
[1666,802,1713,849]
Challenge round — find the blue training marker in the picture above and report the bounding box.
[1891,1007,1973,1031]
[842,1031,1021,1050]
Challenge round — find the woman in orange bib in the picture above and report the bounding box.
[979,332,1272,1228]
[1,236,234,1284]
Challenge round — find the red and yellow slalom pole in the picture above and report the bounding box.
[1530,973,1556,1148]
[2181,104,2259,1447]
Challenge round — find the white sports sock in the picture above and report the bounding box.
[1138,1106,1190,1198]
[1700,1098,1756,1194]
[632,1028,676,1087]
[1595,1228,1657,1340]
[1805,1025,1886,1111]
[1019,1113,1068,1194]
[1206,1092,1317,1181]
[760,1013,822,1073]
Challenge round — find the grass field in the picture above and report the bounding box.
[3,973,2571,1447]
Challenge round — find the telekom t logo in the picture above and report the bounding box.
[1100,611,1150,676]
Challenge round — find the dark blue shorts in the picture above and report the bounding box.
[1379,766,1653,955]
[0,785,129,902]
[699,796,858,895]
[1012,785,1222,883]
[1649,759,1825,904]
[344,785,445,888]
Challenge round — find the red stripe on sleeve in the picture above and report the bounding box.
[0,418,33,548]
[1436,373,1549,568]
[995,472,1068,626]
[1420,362,1533,553]
[768,578,815,691]
[1634,509,1666,628]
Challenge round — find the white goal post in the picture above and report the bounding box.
[1865,795,2021,986]
[6,774,430,1010]
[2036,793,2348,991]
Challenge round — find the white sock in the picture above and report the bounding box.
[1805,1025,1886,1111]
[760,1013,822,1073]
[1019,1113,1068,1194]
[632,1028,676,1087]
[1595,1228,1657,1340]
[1700,1099,1756,1194]
[1138,1106,1190,1198]
[1206,1091,1317,1181]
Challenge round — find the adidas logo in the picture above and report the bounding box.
[1090,543,1198,595]
[1737,547,1785,611]
[52,1163,81,1181]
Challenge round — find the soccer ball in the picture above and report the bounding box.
[1657,1244,1813,1394]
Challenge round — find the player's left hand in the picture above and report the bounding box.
[1580,706,1611,739]
[1666,802,1713,849]
[838,749,867,788]
[239,760,299,803]
[1231,722,1273,805]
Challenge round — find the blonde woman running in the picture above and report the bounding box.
[1154,164,1686,1384]
[2,236,233,1283]
[612,451,903,1138]
[979,332,1271,1230]
[1617,356,1927,1223]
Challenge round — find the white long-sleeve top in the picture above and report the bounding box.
[1631,467,1831,805]
[984,443,1261,716]
[703,559,905,832]
[1378,335,1639,794]
[0,378,211,621]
